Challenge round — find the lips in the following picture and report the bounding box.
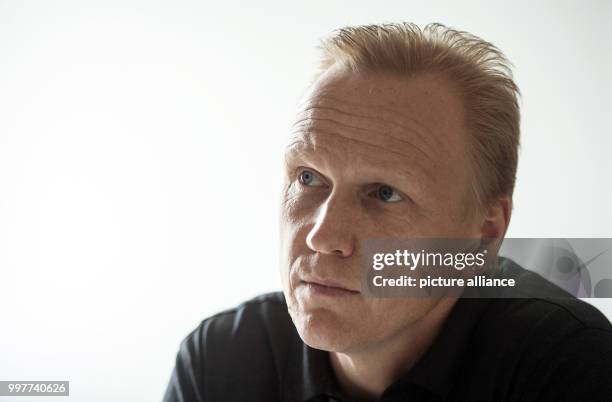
[300,276,360,293]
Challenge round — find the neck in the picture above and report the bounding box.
[329,297,458,401]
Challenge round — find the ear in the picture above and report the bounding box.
[479,196,512,240]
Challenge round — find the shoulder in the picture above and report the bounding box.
[487,257,612,334]
[477,258,612,353]
[497,298,612,401]
[165,292,296,402]
[471,258,612,401]
[476,294,612,370]
[185,291,290,344]
[179,291,294,365]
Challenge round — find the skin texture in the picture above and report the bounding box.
[279,65,511,401]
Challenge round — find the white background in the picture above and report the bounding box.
[1,1,610,401]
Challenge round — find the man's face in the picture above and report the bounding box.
[279,67,482,353]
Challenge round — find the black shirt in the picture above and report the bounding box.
[163,257,612,401]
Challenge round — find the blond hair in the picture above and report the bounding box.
[317,22,521,211]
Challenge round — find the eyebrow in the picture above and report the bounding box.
[283,135,430,192]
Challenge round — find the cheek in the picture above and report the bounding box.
[279,214,310,293]
[279,186,320,260]
[282,188,321,223]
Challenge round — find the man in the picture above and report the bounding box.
[163,22,612,401]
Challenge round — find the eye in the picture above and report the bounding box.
[297,169,326,187]
[374,185,403,203]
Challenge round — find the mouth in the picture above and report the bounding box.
[300,278,360,297]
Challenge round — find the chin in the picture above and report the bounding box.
[290,306,360,352]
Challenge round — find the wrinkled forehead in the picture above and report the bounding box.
[286,70,469,184]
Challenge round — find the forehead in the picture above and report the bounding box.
[286,70,469,187]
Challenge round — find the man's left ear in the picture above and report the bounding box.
[479,196,512,240]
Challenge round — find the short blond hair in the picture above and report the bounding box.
[317,22,521,211]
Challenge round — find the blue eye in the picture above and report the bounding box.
[298,169,325,187]
[377,185,403,202]
[299,170,314,185]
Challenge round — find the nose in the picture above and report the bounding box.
[305,193,355,257]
